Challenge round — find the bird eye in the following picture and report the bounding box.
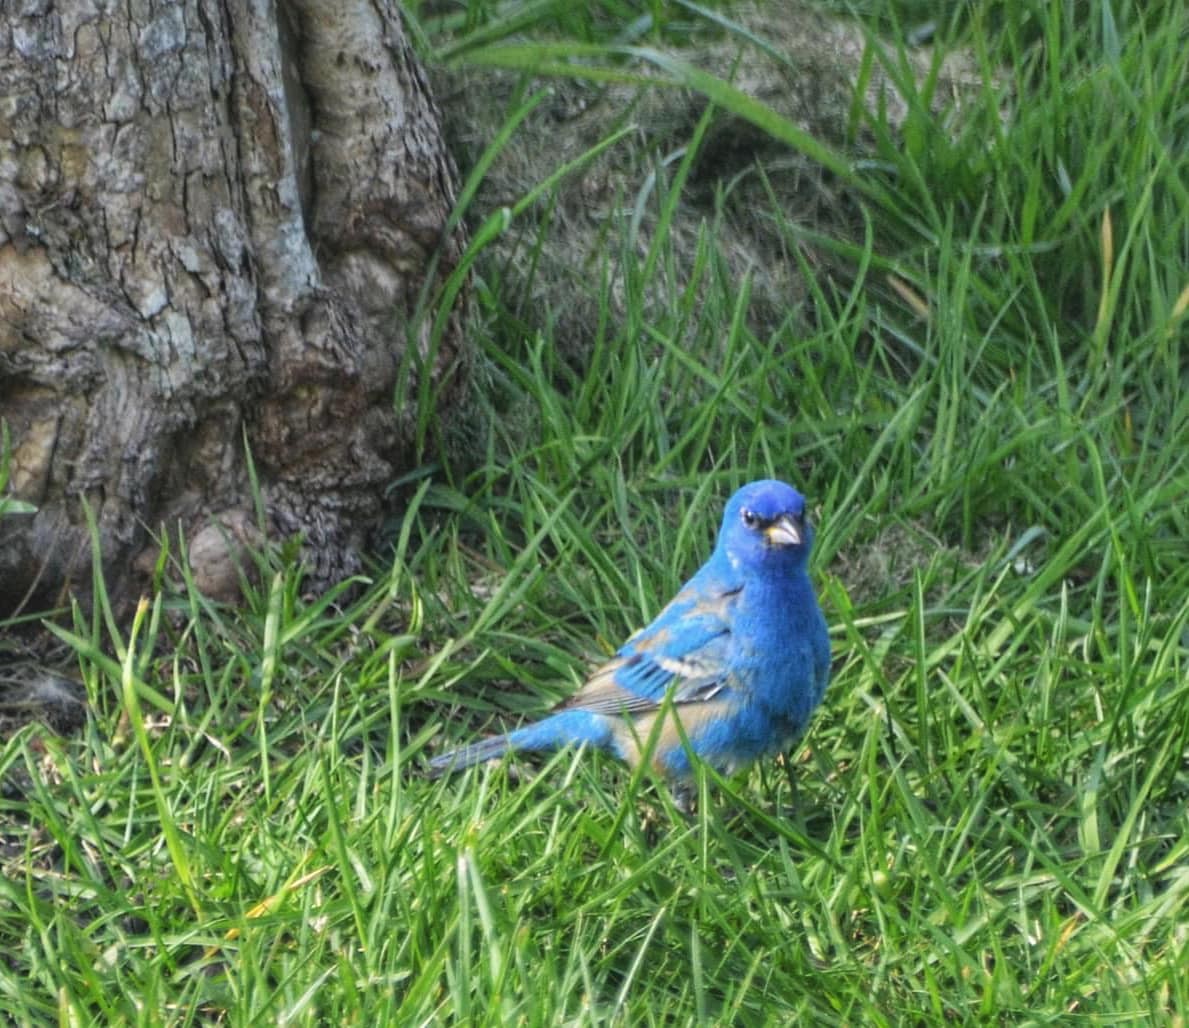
[741,509,759,528]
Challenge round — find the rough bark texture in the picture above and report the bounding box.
[0,0,467,614]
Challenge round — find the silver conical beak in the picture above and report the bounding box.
[765,514,802,547]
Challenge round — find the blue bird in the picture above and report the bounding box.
[426,480,831,788]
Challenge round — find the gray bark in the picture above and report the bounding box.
[0,0,468,612]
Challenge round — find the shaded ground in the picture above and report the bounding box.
[431,2,991,356]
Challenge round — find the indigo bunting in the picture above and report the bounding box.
[427,480,831,786]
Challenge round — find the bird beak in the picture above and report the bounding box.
[765,514,802,547]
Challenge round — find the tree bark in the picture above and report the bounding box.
[0,0,468,613]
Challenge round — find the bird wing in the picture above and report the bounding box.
[558,570,742,717]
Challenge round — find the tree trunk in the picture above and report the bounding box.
[0,0,468,614]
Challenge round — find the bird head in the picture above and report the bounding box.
[718,479,814,572]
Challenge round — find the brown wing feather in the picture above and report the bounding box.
[555,657,662,715]
[557,653,731,716]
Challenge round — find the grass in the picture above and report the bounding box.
[3,0,1188,1022]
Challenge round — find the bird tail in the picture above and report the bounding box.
[425,734,514,779]
[425,710,617,779]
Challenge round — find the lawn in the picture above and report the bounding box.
[2,1,1187,1023]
